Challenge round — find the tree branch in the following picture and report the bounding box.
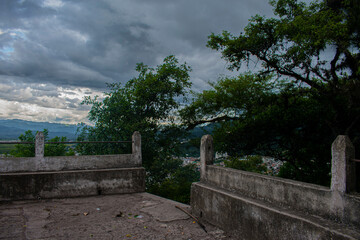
[257,54,324,91]
[185,115,238,130]
[311,65,329,83]
[330,47,341,85]
[343,48,359,79]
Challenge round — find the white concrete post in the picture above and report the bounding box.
[35,131,45,158]
[200,135,214,181]
[132,131,142,166]
[331,135,356,193]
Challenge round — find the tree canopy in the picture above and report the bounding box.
[207,0,360,136]
[79,56,199,203]
[78,55,191,158]
[180,73,335,185]
[181,0,360,186]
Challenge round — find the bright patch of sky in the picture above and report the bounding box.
[0,46,14,59]
[42,0,64,9]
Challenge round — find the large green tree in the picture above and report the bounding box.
[181,73,335,185]
[181,0,360,186]
[207,0,359,136]
[79,56,199,203]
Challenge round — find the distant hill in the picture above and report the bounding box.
[179,123,218,157]
[0,118,216,146]
[187,123,218,139]
[0,119,80,140]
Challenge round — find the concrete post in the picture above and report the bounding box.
[331,135,356,193]
[200,135,214,181]
[132,131,142,166]
[35,131,44,158]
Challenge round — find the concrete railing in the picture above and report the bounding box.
[1,131,142,172]
[191,135,360,240]
[0,132,145,200]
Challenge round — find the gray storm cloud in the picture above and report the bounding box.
[0,0,275,123]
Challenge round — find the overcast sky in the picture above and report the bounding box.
[0,0,275,124]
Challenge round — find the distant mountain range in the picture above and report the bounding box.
[0,119,80,140]
[0,118,216,142]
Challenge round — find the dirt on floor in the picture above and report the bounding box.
[0,192,236,240]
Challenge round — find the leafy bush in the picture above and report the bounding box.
[224,155,267,174]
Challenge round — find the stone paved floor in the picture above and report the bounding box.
[0,193,235,240]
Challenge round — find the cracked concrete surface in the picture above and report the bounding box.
[0,193,234,240]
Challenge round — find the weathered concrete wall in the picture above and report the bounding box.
[0,168,145,200]
[200,134,214,182]
[0,154,135,173]
[191,134,360,240]
[132,131,142,166]
[35,131,44,158]
[331,135,357,193]
[1,131,142,173]
[0,132,145,200]
[191,183,360,240]
[203,165,360,227]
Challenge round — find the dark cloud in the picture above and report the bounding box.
[0,0,156,89]
[0,0,277,123]
[0,0,54,29]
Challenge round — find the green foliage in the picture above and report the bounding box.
[224,155,267,174]
[179,138,201,157]
[80,56,197,203]
[207,0,360,137]
[180,73,276,129]
[10,130,35,157]
[0,144,15,155]
[10,129,74,157]
[147,161,200,204]
[180,72,337,186]
[45,136,72,157]
[78,55,191,158]
[181,0,360,187]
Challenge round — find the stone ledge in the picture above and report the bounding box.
[203,165,360,227]
[0,154,140,173]
[191,182,360,240]
[0,167,145,200]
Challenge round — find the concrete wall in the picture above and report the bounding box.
[0,154,136,173]
[1,168,145,200]
[191,135,360,240]
[202,165,360,227]
[0,132,145,200]
[1,131,142,173]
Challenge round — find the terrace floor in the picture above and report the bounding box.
[0,192,234,240]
